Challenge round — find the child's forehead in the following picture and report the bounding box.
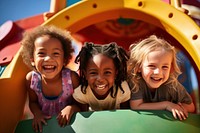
[34,36,63,50]
[145,49,173,62]
[92,53,111,60]
[88,54,113,64]
[87,54,115,69]
[148,47,172,55]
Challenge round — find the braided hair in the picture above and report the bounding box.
[75,42,129,98]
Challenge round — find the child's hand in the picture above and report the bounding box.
[166,102,188,120]
[32,113,51,133]
[57,105,76,127]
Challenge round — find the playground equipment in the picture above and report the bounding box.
[0,0,199,132]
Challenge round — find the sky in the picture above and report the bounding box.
[0,0,80,25]
[0,0,50,25]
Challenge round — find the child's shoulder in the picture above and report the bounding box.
[63,68,80,88]
[62,67,71,72]
[121,81,129,87]
[25,71,36,88]
[63,68,78,74]
[63,68,79,77]
[121,81,131,92]
[25,71,34,81]
[164,81,186,92]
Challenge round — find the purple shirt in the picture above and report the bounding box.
[30,68,73,116]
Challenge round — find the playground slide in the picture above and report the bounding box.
[15,110,200,133]
[0,0,199,132]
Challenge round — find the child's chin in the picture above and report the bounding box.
[149,84,161,89]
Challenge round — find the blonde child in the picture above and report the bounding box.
[127,35,195,120]
[73,42,131,111]
[20,25,80,132]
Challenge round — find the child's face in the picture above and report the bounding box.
[85,54,117,99]
[140,48,172,90]
[31,35,65,80]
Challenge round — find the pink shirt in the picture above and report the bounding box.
[30,68,73,116]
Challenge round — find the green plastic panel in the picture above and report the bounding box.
[15,110,200,133]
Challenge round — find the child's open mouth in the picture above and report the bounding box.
[43,65,56,71]
[96,84,106,90]
[151,77,162,81]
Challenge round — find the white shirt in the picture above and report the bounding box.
[73,81,131,111]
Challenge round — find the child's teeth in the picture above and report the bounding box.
[44,65,54,68]
[97,85,106,89]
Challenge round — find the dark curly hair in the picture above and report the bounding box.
[20,25,74,69]
[75,42,129,98]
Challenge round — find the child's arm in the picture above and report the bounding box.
[73,93,89,111]
[130,99,188,120]
[72,93,89,111]
[130,99,169,110]
[26,72,51,132]
[181,102,195,113]
[57,70,81,127]
[71,70,90,111]
[79,103,89,111]
[120,101,130,109]
[57,103,80,126]
[71,70,80,88]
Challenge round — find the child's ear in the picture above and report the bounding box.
[63,59,67,66]
[30,58,35,67]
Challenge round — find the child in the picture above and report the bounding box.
[20,25,80,132]
[73,42,131,111]
[127,35,195,120]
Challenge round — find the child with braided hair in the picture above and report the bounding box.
[73,42,131,111]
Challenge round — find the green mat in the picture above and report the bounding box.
[15,110,200,133]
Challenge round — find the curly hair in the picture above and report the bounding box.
[75,42,129,98]
[20,25,74,69]
[127,35,181,92]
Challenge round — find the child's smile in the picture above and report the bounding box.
[85,54,117,99]
[42,65,56,72]
[141,48,172,89]
[32,35,65,79]
[96,84,107,90]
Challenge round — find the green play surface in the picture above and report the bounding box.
[15,110,200,133]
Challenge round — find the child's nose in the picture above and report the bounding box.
[154,68,160,74]
[44,55,52,61]
[97,75,104,81]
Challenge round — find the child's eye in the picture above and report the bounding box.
[37,52,45,57]
[89,71,98,75]
[53,52,60,56]
[162,66,169,69]
[147,65,156,69]
[104,71,112,75]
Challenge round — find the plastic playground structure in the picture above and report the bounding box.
[0,0,199,132]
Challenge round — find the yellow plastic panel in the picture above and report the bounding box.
[43,0,200,69]
[0,48,30,133]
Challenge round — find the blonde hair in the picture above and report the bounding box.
[127,35,181,92]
